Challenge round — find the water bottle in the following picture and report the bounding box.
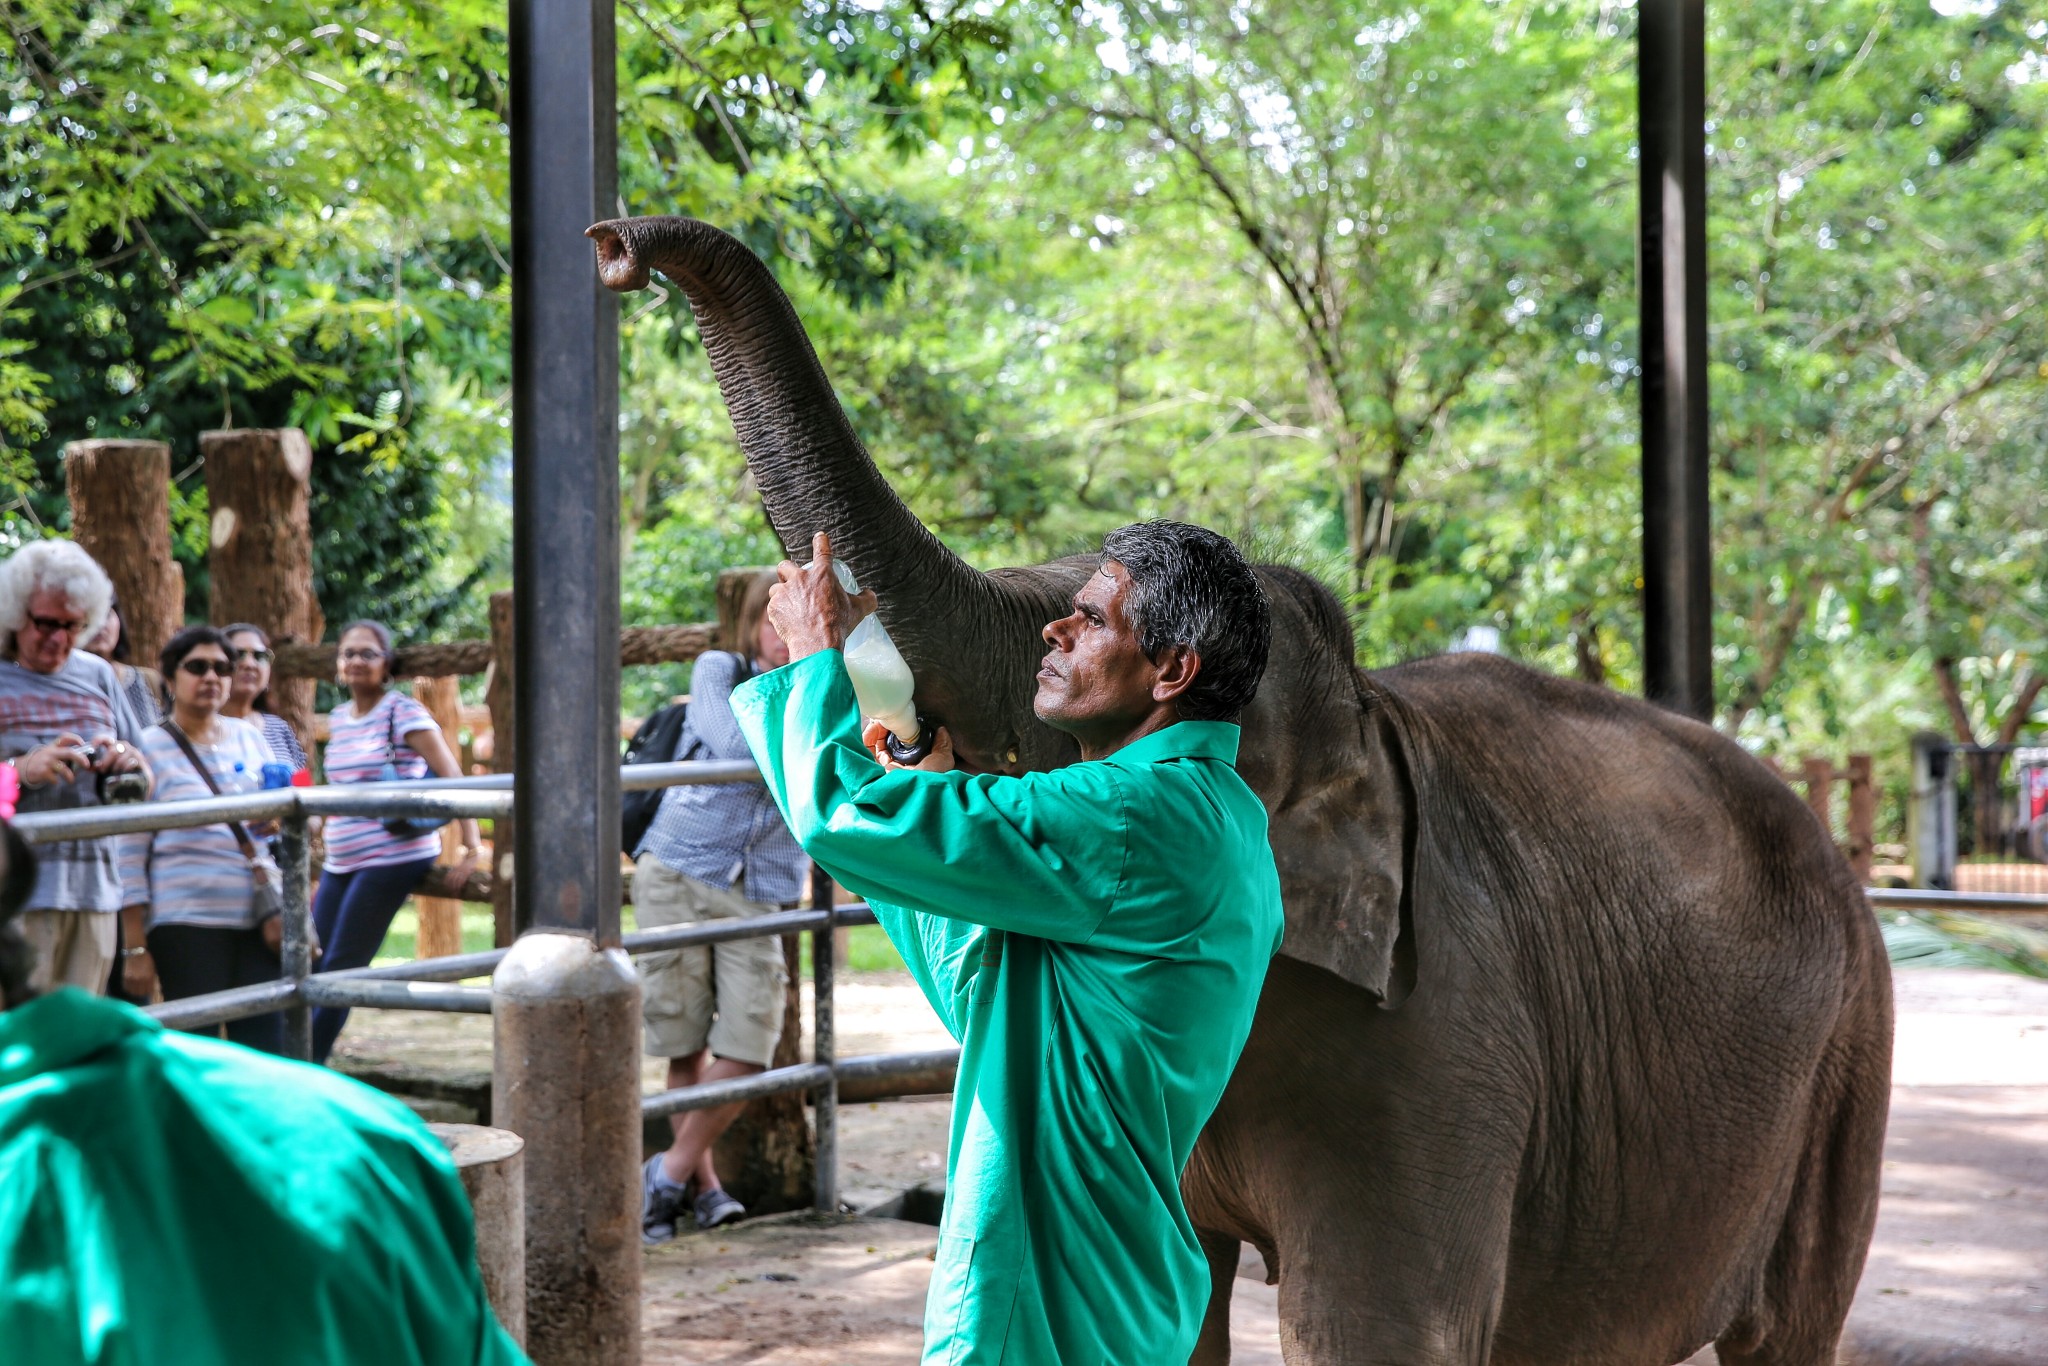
[810,557,933,765]
[260,762,294,790]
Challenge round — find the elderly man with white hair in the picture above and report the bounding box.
[0,540,148,995]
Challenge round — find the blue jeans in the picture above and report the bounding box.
[310,855,437,1064]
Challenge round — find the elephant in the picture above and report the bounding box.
[587,214,1893,1366]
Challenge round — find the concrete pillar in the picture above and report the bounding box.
[429,1122,528,1348]
[492,932,640,1365]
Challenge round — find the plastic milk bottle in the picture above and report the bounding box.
[814,558,933,764]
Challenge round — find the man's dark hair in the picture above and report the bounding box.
[160,624,233,681]
[1101,521,1272,722]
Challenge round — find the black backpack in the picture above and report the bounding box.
[620,653,751,855]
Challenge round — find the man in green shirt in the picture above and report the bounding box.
[0,822,527,1366]
[733,521,1284,1365]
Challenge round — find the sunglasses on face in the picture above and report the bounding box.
[232,647,273,664]
[339,648,386,663]
[27,613,86,637]
[179,658,235,678]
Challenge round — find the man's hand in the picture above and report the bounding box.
[863,720,956,774]
[767,532,878,662]
[17,733,87,787]
[121,946,157,1000]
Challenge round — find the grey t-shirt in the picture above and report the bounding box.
[0,650,145,913]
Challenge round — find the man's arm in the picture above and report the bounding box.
[733,650,1123,946]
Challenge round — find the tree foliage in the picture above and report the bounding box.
[4,0,2044,762]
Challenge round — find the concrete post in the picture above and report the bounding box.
[429,1123,528,1349]
[491,932,640,1365]
[1909,731,1956,891]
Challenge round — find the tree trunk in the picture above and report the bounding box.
[63,439,183,670]
[711,931,815,1213]
[201,429,323,754]
[486,591,517,948]
[412,674,466,960]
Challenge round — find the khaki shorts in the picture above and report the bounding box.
[634,855,788,1067]
[21,909,117,996]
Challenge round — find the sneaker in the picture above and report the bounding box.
[641,1156,691,1246]
[695,1185,746,1230]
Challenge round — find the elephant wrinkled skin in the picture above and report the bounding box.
[589,214,1891,1366]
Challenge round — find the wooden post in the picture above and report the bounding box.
[413,675,467,960]
[201,429,323,753]
[63,439,182,669]
[486,591,516,948]
[1801,757,1834,842]
[1845,754,1875,883]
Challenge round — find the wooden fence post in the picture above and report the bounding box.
[201,429,323,753]
[1801,757,1834,841]
[413,674,467,959]
[1844,754,1875,883]
[63,439,183,670]
[486,591,516,948]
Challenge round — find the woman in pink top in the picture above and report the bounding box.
[309,621,479,1064]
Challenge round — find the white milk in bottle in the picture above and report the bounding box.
[811,558,929,759]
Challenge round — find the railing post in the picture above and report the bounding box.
[811,866,838,1216]
[1910,731,1957,891]
[277,811,314,1061]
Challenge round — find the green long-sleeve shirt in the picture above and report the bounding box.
[734,649,1283,1365]
[0,989,528,1366]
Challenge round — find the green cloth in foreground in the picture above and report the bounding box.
[0,989,528,1366]
[735,649,1283,1366]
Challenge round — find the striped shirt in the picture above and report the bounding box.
[0,651,145,913]
[117,719,278,929]
[255,712,307,771]
[637,651,806,905]
[322,691,441,873]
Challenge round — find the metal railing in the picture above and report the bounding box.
[11,761,960,1216]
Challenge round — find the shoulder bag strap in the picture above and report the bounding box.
[163,722,262,866]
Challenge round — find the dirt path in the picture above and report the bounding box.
[330,965,2048,1362]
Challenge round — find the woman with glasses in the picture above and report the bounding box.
[0,540,148,996]
[115,626,285,1052]
[310,620,479,1064]
[219,623,308,773]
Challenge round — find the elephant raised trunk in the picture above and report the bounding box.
[587,214,1078,772]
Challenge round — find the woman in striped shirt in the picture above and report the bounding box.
[219,622,308,773]
[117,626,284,1052]
[310,620,478,1065]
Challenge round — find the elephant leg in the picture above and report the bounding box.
[1190,1227,1241,1366]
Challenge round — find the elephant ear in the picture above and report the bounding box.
[1259,678,1420,1008]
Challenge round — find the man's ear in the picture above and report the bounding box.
[1150,644,1200,705]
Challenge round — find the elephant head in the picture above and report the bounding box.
[589,214,1413,998]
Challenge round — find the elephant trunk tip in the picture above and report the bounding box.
[586,220,650,293]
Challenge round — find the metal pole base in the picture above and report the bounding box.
[492,932,642,1364]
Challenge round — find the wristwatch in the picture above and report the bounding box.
[120,946,149,959]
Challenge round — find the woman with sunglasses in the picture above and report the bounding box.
[219,623,308,773]
[115,626,286,1052]
[310,620,479,1064]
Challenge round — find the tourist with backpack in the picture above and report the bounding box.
[635,569,805,1242]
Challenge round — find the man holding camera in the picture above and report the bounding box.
[0,541,148,996]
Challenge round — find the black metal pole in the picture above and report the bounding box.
[509,0,620,939]
[1638,0,1713,720]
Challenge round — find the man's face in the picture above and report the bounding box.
[17,589,87,675]
[1034,562,1161,734]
